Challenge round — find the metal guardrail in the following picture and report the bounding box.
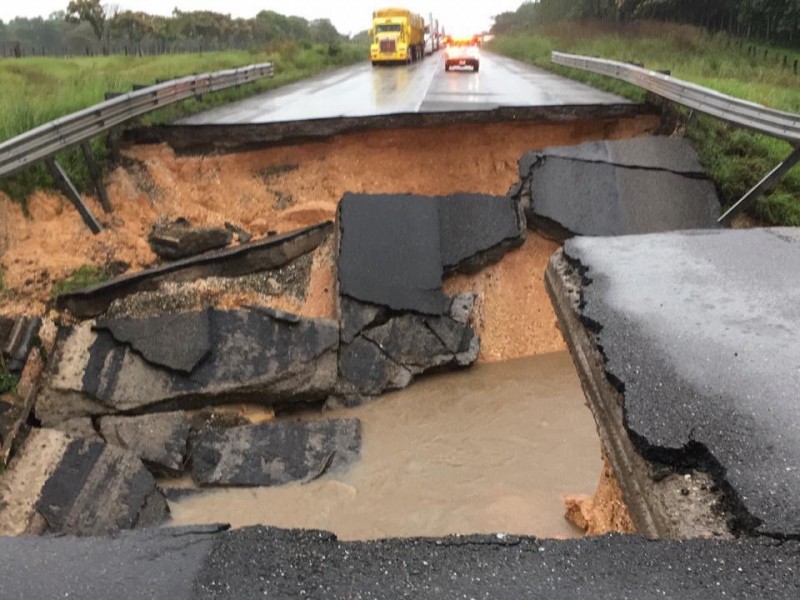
[0,62,274,179]
[552,51,800,224]
[552,51,800,143]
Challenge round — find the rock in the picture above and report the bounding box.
[99,412,191,473]
[9,429,169,536]
[224,222,253,243]
[149,219,233,260]
[338,336,413,397]
[519,137,720,238]
[191,418,361,486]
[53,417,103,442]
[36,308,339,425]
[449,293,476,325]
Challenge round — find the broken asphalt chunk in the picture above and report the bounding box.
[519,137,720,238]
[0,428,166,536]
[36,308,339,424]
[191,418,361,486]
[335,193,521,399]
[337,193,524,314]
[99,411,191,473]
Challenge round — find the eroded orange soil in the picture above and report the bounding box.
[0,116,658,315]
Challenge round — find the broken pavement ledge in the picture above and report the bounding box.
[549,228,800,538]
[0,428,166,536]
[0,526,798,599]
[191,418,361,486]
[56,221,332,318]
[36,308,338,424]
[335,193,524,399]
[517,136,720,238]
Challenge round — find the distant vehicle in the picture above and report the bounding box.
[370,7,426,66]
[444,38,480,72]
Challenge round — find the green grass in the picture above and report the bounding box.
[489,22,800,226]
[0,366,17,395]
[0,41,367,203]
[51,265,110,297]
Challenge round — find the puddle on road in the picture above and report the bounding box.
[165,351,602,540]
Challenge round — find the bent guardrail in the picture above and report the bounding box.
[0,62,274,232]
[552,51,800,224]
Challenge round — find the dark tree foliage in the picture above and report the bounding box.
[0,8,354,57]
[492,0,800,47]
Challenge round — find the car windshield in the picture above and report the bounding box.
[376,24,402,33]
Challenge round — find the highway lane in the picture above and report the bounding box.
[180,51,628,125]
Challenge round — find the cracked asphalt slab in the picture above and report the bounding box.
[1,526,798,599]
[564,228,800,536]
[522,137,720,236]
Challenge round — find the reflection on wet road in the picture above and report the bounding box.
[180,51,628,124]
[165,351,603,541]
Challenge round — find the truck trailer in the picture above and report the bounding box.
[370,7,426,65]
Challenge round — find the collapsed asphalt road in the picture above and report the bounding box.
[0,525,798,599]
[550,229,800,538]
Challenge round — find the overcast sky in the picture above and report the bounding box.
[0,1,526,36]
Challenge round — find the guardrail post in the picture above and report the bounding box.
[80,143,112,214]
[45,158,103,234]
[718,146,800,226]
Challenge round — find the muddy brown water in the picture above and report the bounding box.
[165,351,602,540]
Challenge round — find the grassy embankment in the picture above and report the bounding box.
[489,22,800,226]
[0,41,367,203]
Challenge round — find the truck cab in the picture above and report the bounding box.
[370,8,425,65]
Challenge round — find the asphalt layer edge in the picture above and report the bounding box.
[545,249,731,540]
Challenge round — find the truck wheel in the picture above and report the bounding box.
[474,64,480,72]
[445,64,450,72]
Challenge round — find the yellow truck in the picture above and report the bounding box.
[370,8,426,65]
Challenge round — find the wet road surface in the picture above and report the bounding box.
[563,228,800,537]
[2,525,799,599]
[180,51,628,125]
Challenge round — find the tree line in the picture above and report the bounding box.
[0,1,352,58]
[492,0,800,47]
